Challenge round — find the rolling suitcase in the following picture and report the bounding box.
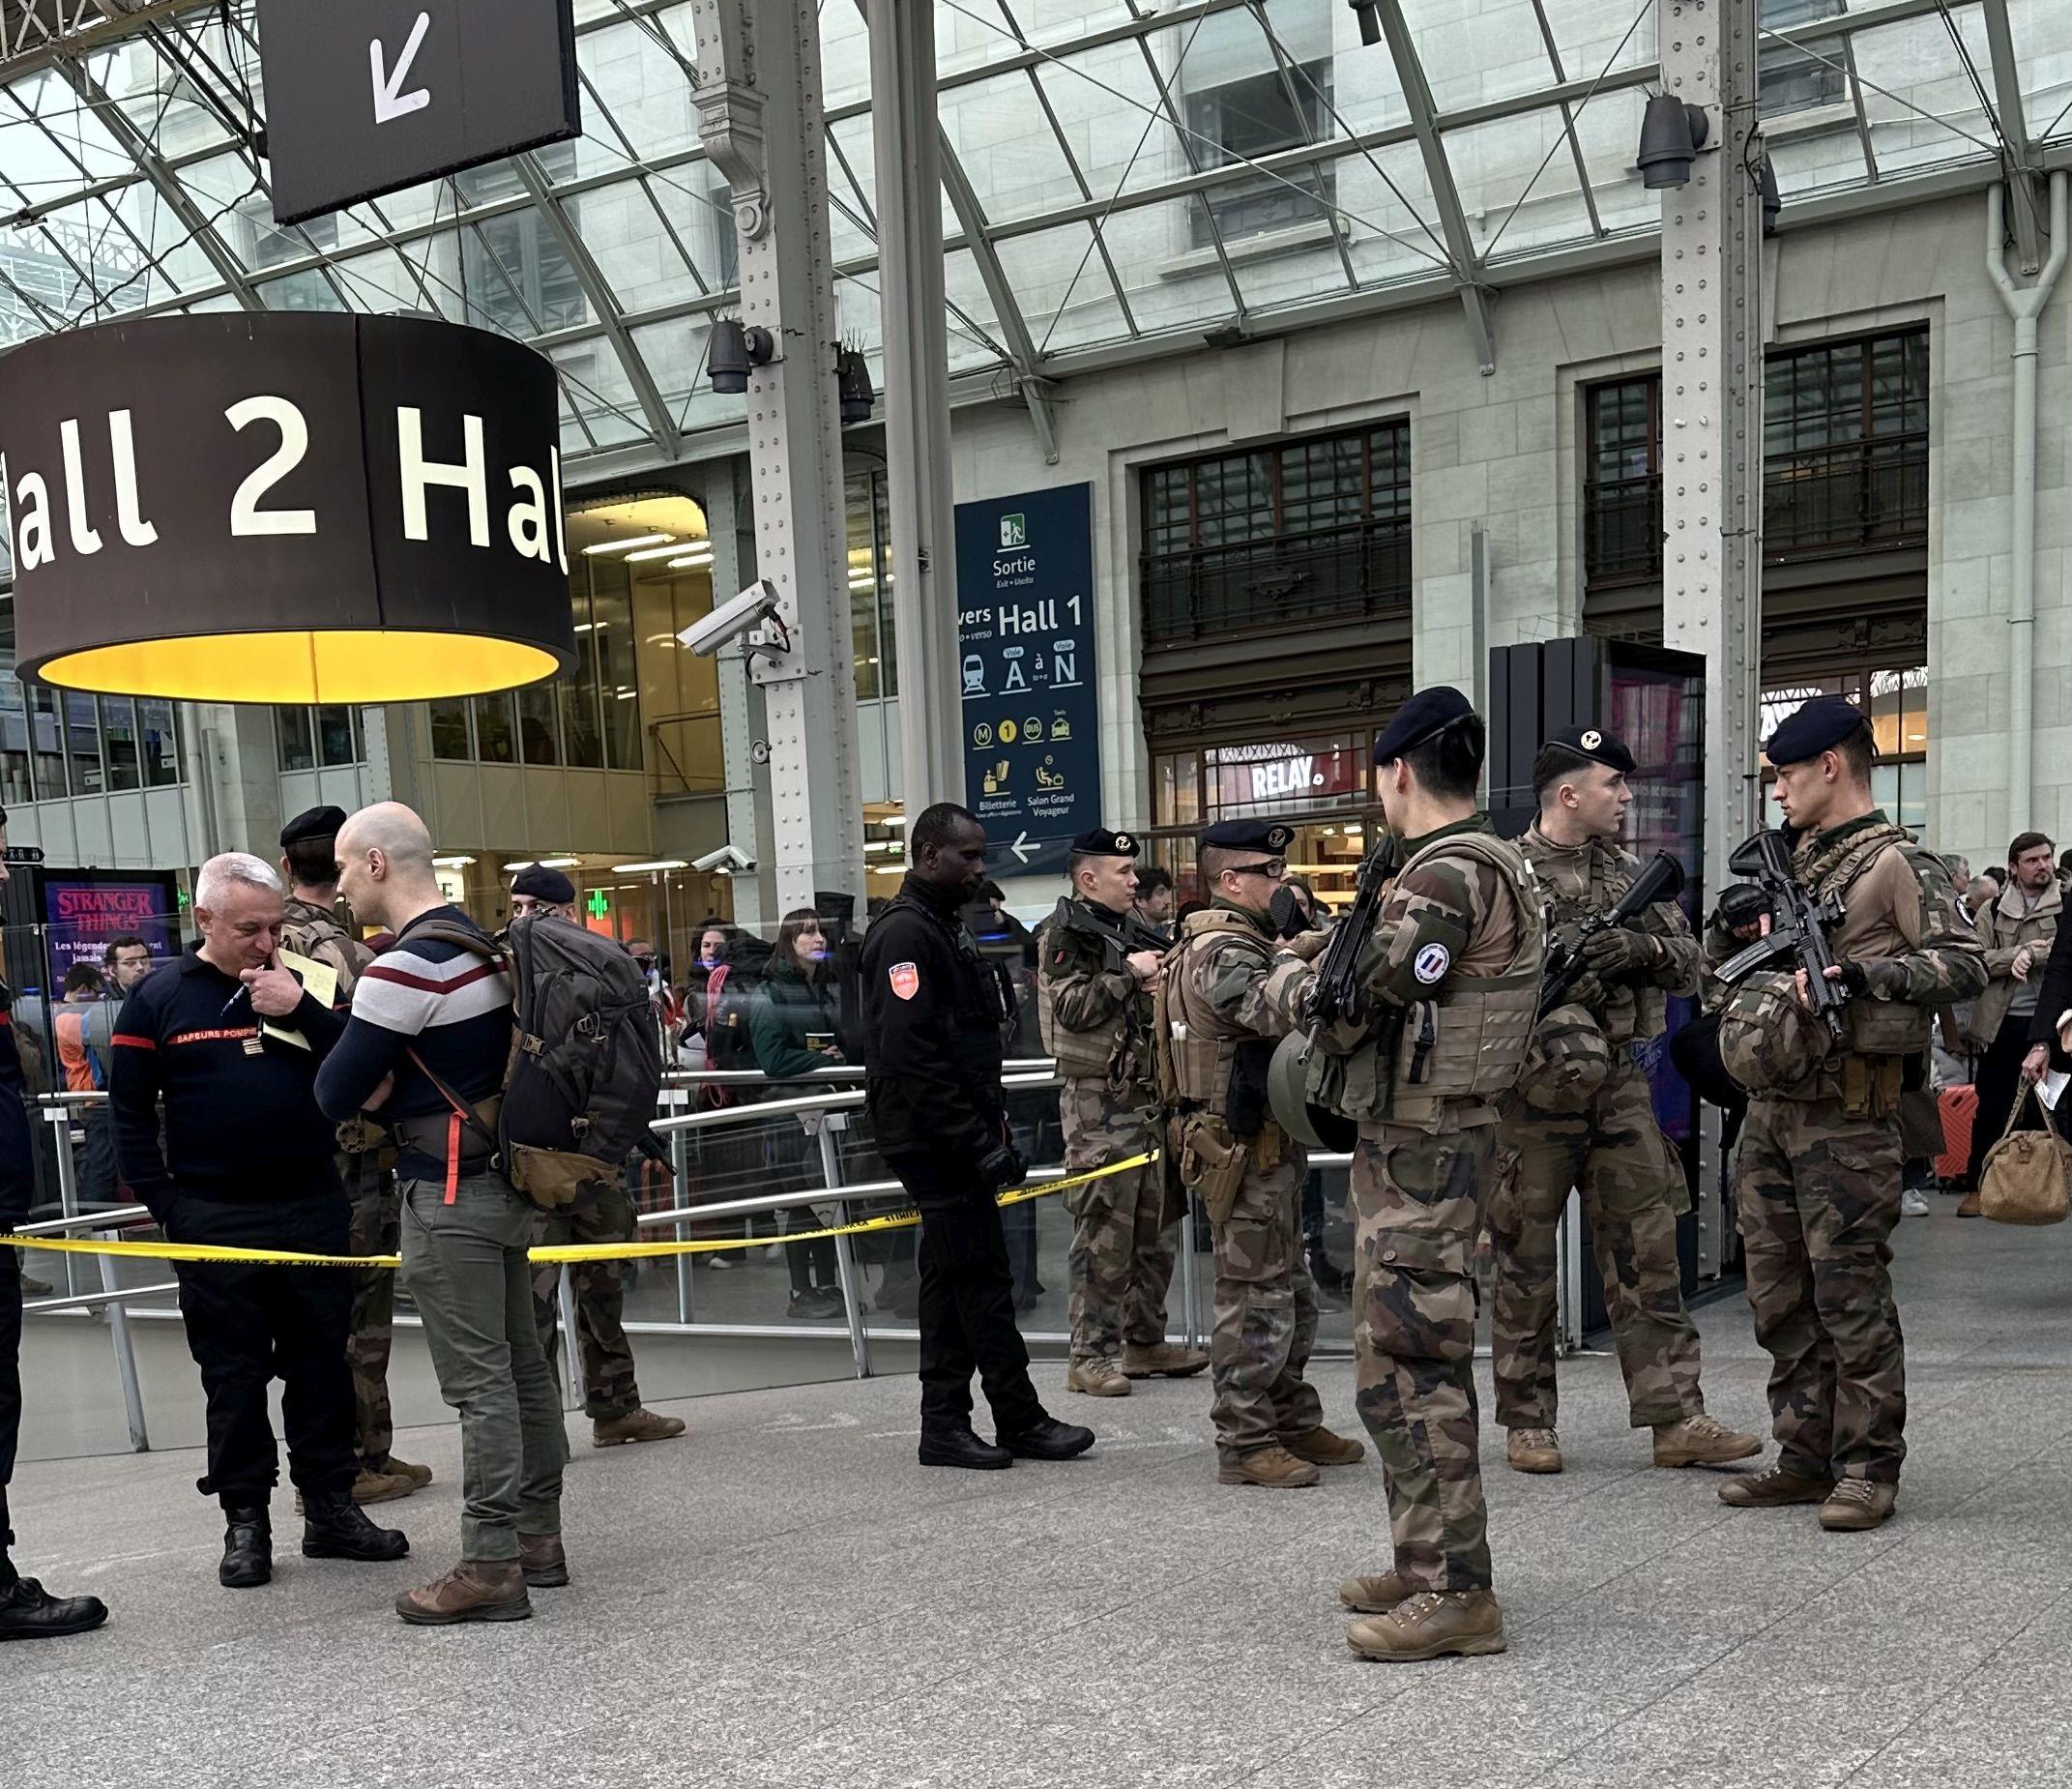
[1936,1083,1977,1184]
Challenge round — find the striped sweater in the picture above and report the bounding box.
[314,906,513,1183]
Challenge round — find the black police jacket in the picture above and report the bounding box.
[0,985,31,1228]
[860,876,1007,1168]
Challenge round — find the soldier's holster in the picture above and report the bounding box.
[1177,1111,1248,1225]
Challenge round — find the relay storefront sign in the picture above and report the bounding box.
[40,873,182,997]
[955,484,1101,881]
[0,313,575,705]
[1211,739,1365,815]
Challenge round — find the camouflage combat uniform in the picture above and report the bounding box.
[1037,900,1179,1366]
[532,1182,645,1421]
[1290,817,1541,1590]
[1488,822,1707,1433]
[278,895,392,1470]
[1708,813,1983,1485]
[1163,899,1321,1463]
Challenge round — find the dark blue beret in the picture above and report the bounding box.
[1373,685,1475,765]
[280,805,348,849]
[1543,725,1636,775]
[1200,819,1295,854]
[1765,695,1871,767]
[511,865,577,904]
[1070,828,1139,858]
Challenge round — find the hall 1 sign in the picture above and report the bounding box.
[256,0,582,225]
[954,484,1101,881]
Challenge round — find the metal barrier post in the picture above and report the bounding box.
[556,1266,582,1413]
[1178,1205,1199,1352]
[817,1115,870,1379]
[671,1127,693,1324]
[97,1230,150,1452]
[44,1104,81,1302]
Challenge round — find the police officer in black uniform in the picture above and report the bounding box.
[0,807,109,1640]
[860,802,1095,1471]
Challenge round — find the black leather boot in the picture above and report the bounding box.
[997,1415,1095,1461]
[0,1569,108,1641]
[219,1508,272,1589]
[302,1490,409,1562]
[917,1422,1013,1470]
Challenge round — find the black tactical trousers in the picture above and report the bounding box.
[169,1182,357,1508]
[894,1155,1043,1434]
[0,1247,20,1560]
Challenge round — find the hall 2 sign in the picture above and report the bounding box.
[10,396,570,573]
[0,313,576,687]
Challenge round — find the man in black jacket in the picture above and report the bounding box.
[2021,910,2072,1135]
[0,808,107,1640]
[112,852,406,1591]
[860,803,1094,1470]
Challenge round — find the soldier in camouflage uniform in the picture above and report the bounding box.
[1708,696,1984,1533]
[1037,828,1206,1397]
[1157,818,1364,1490]
[508,866,686,1449]
[1270,688,1541,1663]
[1488,728,1760,1477]
[277,807,430,1506]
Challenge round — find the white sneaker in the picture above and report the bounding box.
[707,1255,738,1271]
[1901,1187,1931,1217]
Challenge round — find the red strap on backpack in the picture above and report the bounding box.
[444,1111,462,1206]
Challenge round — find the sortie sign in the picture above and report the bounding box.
[256,0,582,225]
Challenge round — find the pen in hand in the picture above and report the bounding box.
[219,984,251,1018]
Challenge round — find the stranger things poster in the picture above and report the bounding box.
[38,869,181,997]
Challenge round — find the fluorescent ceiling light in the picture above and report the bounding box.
[503,861,536,872]
[624,543,690,563]
[582,534,672,556]
[537,857,581,869]
[612,860,690,874]
[432,855,476,868]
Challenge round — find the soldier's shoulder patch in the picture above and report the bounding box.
[1413,942,1452,984]
[889,961,919,1001]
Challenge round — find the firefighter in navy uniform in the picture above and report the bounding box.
[860,802,1095,1471]
[0,807,110,1639]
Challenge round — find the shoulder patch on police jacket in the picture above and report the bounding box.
[889,962,919,1001]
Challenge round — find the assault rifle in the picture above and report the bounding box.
[1710,828,1849,1039]
[1047,895,1169,976]
[1538,849,1686,1018]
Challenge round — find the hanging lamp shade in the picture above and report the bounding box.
[0,313,576,704]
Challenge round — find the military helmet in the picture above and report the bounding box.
[1716,971,1831,1095]
[1516,1003,1613,1115]
[1268,1031,1358,1152]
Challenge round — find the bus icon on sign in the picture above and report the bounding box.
[999,513,1027,548]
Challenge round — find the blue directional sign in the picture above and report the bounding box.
[954,484,1101,880]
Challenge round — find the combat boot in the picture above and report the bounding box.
[379,1454,435,1490]
[1066,1358,1130,1397]
[1120,1342,1210,1379]
[1281,1424,1366,1467]
[999,1415,1096,1461]
[302,1491,409,1563]
[219,1508,272,1590]
[1820,1477,1898,1532]
[1506,1427,1562,1474]
[1718,1465,1835,1508]
[1347,1591,1506,1662]
[1337,1569,1409,1614]
[1652,1413,1763,1469]
[593,1408,687,1448]
[345,1465,419,1506]
[1217,1444,1320,1488]
[517,1533,569,1589]
[395,1560,532,1626]
[0,1572,108,1641]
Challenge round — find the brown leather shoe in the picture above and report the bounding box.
[1281,1424,1366,1467]
[1820,1477,1898,1532]
[592,1409,687,1448]
[1121,1342,1210,1378]
[1718,1465,1836,1508]
[1652,1413,1763,1469]
[517,1533,569,1589]
[394,1560,532,1626]
[1066,1358,1130,1397]
[1956,1188,1983,1217]
[1217,1444,1321,1488]
[1348,1590,1506,1661]
[1506,1427,1562,1474]
[1338,1569,1410,1614]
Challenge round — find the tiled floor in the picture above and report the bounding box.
[9,1200,2070,1788]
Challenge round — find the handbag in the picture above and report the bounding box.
[1978,1088,2071,1226]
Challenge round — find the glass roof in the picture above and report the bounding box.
[0,0,2061,469]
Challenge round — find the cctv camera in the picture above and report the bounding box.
[691,843,756,875]
[680,579,783,658]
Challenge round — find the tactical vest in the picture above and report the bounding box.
[1797,821,1931,1058]
[1317,830,1543,1126]
[1036,907,1147,1086]
[1523,832,1666,1047]
[1156,907,1274,1119]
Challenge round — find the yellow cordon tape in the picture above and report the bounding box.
[0,1151,1160,1272]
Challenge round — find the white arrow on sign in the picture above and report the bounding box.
[370,12,433,124]
[1011,833,1036,864]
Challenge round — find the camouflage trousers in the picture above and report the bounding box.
[1208,1144,1322,1461]
[1352,1120,1497,1594]
[341,1150,399,1468]
[1060,1085,1178,1364]
[1736,1097,1907,1483]
[1489,1057,1705,1431]
[531,1180,644,1421]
